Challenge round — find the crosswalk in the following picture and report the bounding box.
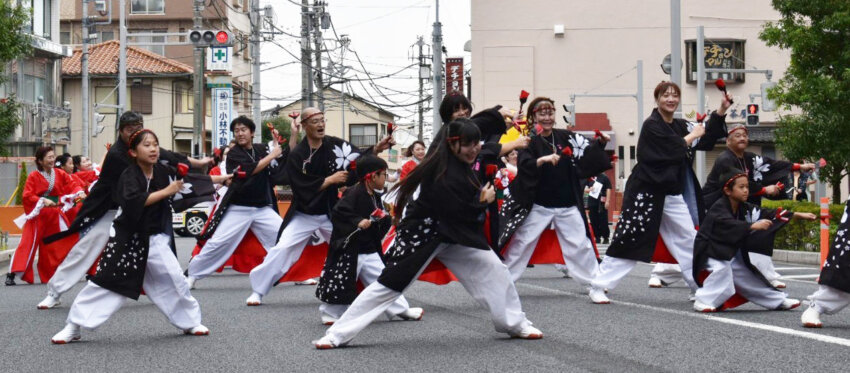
[774,265,821,282]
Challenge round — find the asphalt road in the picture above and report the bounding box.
[1,237,847,372]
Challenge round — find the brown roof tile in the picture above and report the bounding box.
[62,40,193,76]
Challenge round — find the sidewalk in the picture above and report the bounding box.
[0,235,20,262]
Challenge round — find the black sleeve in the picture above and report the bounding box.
[637,120,689,167]
[421,173,488,226]
[158,148,191,168]
[571,132,612,179]
[113,169,148,225]
[692,112,727,151]
[225,146,260,175]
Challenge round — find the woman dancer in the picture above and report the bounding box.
[802,199,850,328]
[399,141,426,180]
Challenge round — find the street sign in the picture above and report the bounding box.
[206,46,232,71]
[446,57,464,94]
[212,87,234,148]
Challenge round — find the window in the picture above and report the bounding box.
[130,79,153,114]
[24,0,51,38]
[350,124,378,148]
[618,146,625,179]
[175,81,193,113]
[232,0,243,9]
[685,39,746,84]
[95,86,117,114]
[60,31,70,45]
[98,31,114,43]
[629,146,636,171]
[131,0,164,14]
[178,28,186,42]
[388,149,398,163]
[131,29,166,55]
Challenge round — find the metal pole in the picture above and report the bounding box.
[431,0,443,133]
[301,0,313,109]
[192,0,203,157]
[670,0,682,119]
[314,1,324,111]
[251,0,262,143]
[118,0,127,119]
[417,36,425,141]
[636,60,644,133]
[81,0,89,157]
[696,26,706,183]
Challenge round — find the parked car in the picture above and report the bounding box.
[173,201,214,237]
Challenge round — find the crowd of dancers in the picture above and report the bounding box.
[5,81,850,348]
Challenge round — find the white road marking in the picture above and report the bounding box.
[518,282,850,348]
[781,274,820,279]
[774,267,819,271]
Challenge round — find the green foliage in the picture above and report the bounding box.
[15,162,27,205]
[761,199,844,252]
[260,116,295,145]
[0,95,23,156]
[0,1,32,85]
[760,0,850,201]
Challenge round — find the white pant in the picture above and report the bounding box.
[67,234,202,330]
[748,252,781,282]
[322,243,531,347]
[592,195,697,291]
[502,205,598,285]
[250,212,332,296]
[47,210,117,298]
[650,263,683,285]
[319,253,411,319]
[810,285,850,315]
[695,251,787,309]
[188,205,282,280]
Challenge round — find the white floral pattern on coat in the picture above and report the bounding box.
[333,142,360,170]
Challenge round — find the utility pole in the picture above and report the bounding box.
[81,0,90,157]
[313,1,326,112]
[413,36,426,141]
[192,0,204,157]
[251,0,262,143]
[118,0,127,128]
[696,26,706,183]
[431,0,443,134]
[339,35,350,139]
[669,0,682,119]
[301,0,314,110]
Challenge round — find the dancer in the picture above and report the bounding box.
[587,172,612,244]
[186,116,289,288]
[72,155,100,193]
[802,199,850,327]
[498,97,612,284]
[692,169,813,312]
[399,141,425,180]
[37,111,209,309]
[5,147,85,286]
[315,155,423,324]
[51,129,216,343]
[313,119,542,349]
[245,107,393,306]
[590,81,729,303]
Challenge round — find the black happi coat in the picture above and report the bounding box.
[470,107,508,246]
[820,200,850,294]
[377,155,489,292]
[692,197,787,286]
[283,136,373,226]
[45,140,189,243]
[91,163,198,299]
[702,149,793,209]
[497,129,611,250]
[197,143,288,242]
[316,183,392,304]
[606,109,727,262]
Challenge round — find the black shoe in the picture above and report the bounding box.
[85,274,93,281]
[526,264,535,268]
[603,237,609,244]
[5,273,15,286]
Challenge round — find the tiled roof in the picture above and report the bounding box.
[62,40,193,76]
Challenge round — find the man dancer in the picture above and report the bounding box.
[245,107,393,306]
[38,111,210,309]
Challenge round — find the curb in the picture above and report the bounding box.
[772,249,822,266]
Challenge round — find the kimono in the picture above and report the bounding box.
[497,129,611,265]
[9,168,83,284]
[702,149,793,209]
[606,109,727,263]
[820,200,850,294]
[399,159,419,180]
[470,106,508,247]
[316,183,393,304]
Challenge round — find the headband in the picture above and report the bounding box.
[728,124,748,136]
[532,101,555,114]
[723,173,748,190]
[302,111,325,123]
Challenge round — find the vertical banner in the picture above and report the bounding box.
[212,87,233,149]
[445,57,464,95]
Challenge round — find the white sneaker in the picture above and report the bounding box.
[186,276,197,290]
[770,279,787,289]
[183,325,210,336]
[246,292,262,306]
[693,300,717,313]
[37,294,61,310]
[589,288,610,304]
[397,307,424,321]
[320,314,338,326]
[51,323,81,344]
[296,278,318,285]
[647,277,665,288]
[801,307,823,328]
[313,335,337,349]
[778,298,801,310]
[509,325,543,339]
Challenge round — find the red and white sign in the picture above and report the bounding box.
[445,57,464,95]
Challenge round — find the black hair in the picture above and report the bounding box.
[230,115,256,133]
[72,155,83,171]
[403,140,426,158]
[56,153,75,173]
[128,129,160,157]
[393,118,481,215]
[34,146,55,171]
[118,111,144,131]
[438,93,472,124]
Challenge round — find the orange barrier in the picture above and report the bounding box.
[0,206,25,235]
[820,197,830,269]
[277,201,291,216]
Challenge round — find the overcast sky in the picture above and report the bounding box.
[259,0,471,124]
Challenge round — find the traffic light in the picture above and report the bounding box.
[746,104,759,126]
[188,30,233,47]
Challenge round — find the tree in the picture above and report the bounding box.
[0,2,32,156]
[260,116,295,145]
[15,162,27,205]
[760,0,850,202]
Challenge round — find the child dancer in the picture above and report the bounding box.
[315,155,423,324]
[313,119,541,349]
[692,169,813,312]
[51,130,218,343]
[802,199,850,327]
